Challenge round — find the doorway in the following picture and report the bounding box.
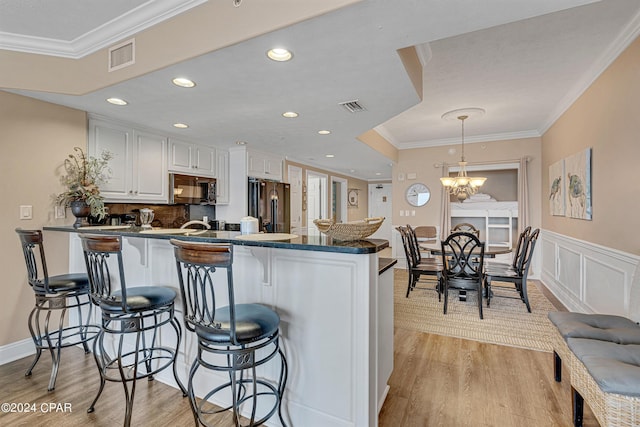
[331,177,348,223]
[307,171,328,235]
[368,183,393,242]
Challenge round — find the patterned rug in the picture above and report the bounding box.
[393,269,557,352]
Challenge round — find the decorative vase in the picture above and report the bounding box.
[70,200,91,228]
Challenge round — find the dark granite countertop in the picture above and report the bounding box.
[43,225,389,254]
[378,257,397,275]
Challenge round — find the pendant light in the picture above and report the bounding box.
[440,108,487,201]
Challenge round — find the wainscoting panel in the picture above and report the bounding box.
[584,256,627,314]
[541,230,639,317]
[558,245,582,300]
[541,239,557,280]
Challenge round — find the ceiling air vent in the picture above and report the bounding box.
[339,99,366,113]
[108,39,135,72]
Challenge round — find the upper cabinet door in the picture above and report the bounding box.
[168,139,193,173]
[193,145,216,176]
[88,119,132,199]
[133,131,168,201]
[168,139,216,177]
[247,150,283,181]
[89,117,168,203]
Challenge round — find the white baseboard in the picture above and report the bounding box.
[0,338,34,365]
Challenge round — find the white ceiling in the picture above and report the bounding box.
[3,0,640,181]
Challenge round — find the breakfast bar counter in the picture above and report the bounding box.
[45,226,393,427]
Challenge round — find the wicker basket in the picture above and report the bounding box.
[313,217,384,241]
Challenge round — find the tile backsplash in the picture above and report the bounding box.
[105,204,188,228]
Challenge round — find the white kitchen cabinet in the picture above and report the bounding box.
[247,149,283,181]
[215,149,230,204]
[88,118,168,203]
[169,139,216,177]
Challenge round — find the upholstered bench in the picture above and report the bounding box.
[548,312,640,382]
[548,312,640,426]
[568,338,640,427]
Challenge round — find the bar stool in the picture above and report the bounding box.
[170,239,288,427]
[16,228,100,391]
[80,234,186,427]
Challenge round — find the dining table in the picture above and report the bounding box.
[420,242,512,301]
[420,243,512,258]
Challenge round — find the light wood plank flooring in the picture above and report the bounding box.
[1,289,597,426]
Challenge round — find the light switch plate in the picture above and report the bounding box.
[20,205,33,220]
[55,206,66,219]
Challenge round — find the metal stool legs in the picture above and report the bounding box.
[25,293,98,391]
[188,337,288,427]
[87,309,187,427]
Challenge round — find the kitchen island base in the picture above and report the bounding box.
[61,231,393,427]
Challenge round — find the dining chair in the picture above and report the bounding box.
[451,222,480,237]
[397,226,442,299]
[80,234,186,427]
[405,224,431,262]
[485,226,531,271]
[441,231,485,319]
[485,228,540,312]
[15,228,100,391]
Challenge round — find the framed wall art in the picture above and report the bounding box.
[549,159,565,216]
[564,148,592,220]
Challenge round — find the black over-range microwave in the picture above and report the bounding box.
[169,173,217,205]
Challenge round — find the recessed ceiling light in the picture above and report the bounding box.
[235,141,247,145]
[325,154,335,158]
[318,130,331,135]
[173,123,189,129]
[267,48,293,62]
[375,172,382,176]
[106,97,127,106]
[172,77,196,88]
[282,111,298,118]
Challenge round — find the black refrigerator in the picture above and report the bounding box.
[248,178,291,233]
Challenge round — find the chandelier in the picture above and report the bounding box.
[440,109,486,201]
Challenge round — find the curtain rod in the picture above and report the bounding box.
[433,156,531,168]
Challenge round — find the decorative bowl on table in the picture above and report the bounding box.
[313,217,384,241]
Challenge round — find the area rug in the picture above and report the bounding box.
[393,269,557,352]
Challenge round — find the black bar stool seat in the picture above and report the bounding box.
[194,303,280,344]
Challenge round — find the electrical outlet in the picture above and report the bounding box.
[55,206,66,219]
[20,205,33,220]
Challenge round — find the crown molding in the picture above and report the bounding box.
[399,130,541,150]
[0,0,207,59]
[539,6,640,134]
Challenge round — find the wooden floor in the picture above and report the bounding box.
[1,290,598,426]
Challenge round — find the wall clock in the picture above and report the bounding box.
[405,183,430,207]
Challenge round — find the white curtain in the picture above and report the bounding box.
[517,157,529,234]
[440,163,451,240]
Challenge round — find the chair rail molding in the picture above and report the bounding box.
[540,229,640,317]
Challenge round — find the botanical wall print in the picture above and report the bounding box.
[548,159,565,216]
[564,148,592,220]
